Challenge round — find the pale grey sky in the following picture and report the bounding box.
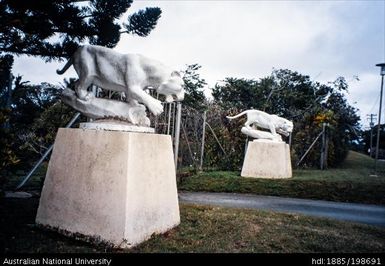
[12,0,385,128]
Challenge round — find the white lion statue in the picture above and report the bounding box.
[227,109,293,142]
[57,45,185,126]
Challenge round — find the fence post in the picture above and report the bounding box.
[167,103,172,135]
[199,111,207,171]
[289,132,292,147]
[244,136,249,157]
[324,124,329,169]
[370,126,374,157]
[171,102,176,140]
[320,123,326,170]
[174,102,182,171]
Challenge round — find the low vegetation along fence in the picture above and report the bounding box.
[6,99,349,190]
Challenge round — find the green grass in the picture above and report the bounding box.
[3,163,47,191]
[178,151,385,205]
[133,204,385,253]
[5,151,385,205]
[2,198,384,253]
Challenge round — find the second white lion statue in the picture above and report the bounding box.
[227,109,293,141]
[57,45,185,116]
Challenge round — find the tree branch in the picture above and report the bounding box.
[0,47,66,59]
[77,14,94,19]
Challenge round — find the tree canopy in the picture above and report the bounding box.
[182,64,207,111]
[0,0,163,182]
[0,0,161,61]
[212,69,361,167]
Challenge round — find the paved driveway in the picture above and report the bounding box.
[179,192,385,227]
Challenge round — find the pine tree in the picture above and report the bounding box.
[182,64,207,111]
[0,54,14,110]
[0,0,161,61]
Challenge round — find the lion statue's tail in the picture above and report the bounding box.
[56,57,73,75]
[226,110,249,120]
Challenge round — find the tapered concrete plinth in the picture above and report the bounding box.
[241,140,292,179]
[36,128,180,248]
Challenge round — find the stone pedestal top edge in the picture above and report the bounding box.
[252,139,286,144]
[79,122,155,133]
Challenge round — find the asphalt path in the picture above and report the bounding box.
[179,192,385,227]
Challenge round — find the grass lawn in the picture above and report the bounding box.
[2,197,384,253]
[178,151,385,205]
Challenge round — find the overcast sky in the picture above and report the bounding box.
[12,0,385,128]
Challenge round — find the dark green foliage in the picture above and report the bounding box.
[211,69,360,169]
[0,0,161,60]
[125,7,162,37]
[182,64,207,111]
[0,54,17,183]
[0,108,19,188]
[0,0,162,185]
[9,77,60,131]
[203,105,246,170]
[212,78,261,110]
[180,69,360,170]
[324,82,360,166]
[362,124,385,158]
[0,75,78,183]
[174,65,208,171]
[0,54,13,111]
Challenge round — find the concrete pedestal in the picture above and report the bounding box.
[241,140,292,179]
[36,128,180,248]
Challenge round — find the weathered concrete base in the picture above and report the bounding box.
[36,128,180,248]
[241,140,292,178]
